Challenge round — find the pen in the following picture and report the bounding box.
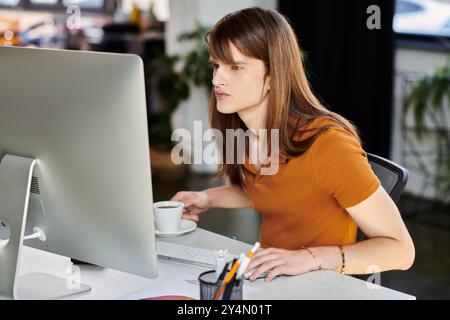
[217,261,230,283]
[236,241,261,279]
[213,255,243,300]
[222,273,238,300]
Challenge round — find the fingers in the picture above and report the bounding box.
[245,254,281,276]
[183,206,201,215]
[171,191,208,222]
[266,266,285,282]
[253,248,283,258]
[171,191,196,208]
[183,206,203,219]
[249,259,283,282]
[245,248,282,272]
[170,191,189,203]
[170,191,184,202]
[182,213,199,222]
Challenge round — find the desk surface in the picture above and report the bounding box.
[19,227,415,300]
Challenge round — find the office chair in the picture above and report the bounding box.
[353,153,410,279]
[356,153,409,243]
[367,153,409,203]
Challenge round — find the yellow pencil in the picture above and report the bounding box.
[213,255,242,300]
[213,242,260,300]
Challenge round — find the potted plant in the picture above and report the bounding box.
[403,57,450,199]
[146,24,213,176]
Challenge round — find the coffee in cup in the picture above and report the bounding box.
[153,201,184,233]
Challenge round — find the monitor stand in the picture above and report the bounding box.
[0,154,91,300]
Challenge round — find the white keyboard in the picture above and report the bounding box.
[156,240,237,267]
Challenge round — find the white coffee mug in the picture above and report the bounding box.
[153,201,184,233]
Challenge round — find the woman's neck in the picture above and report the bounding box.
[237,96,269,138]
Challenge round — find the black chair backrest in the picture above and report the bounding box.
[367,153,409,203]
[355,153,409,243]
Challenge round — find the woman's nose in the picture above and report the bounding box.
[212,68,227,87]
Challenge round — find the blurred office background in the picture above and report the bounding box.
[1,0,449,299]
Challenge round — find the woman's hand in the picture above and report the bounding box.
[244,248,319,282]
[170,191,211,222]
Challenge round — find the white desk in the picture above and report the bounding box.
[19,227,415,300]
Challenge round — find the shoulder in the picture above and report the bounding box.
[288,116,367,166]
[313,124,362,154]
[289,115,360,150]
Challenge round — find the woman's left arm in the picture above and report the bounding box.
[246,185,415,281]
[316,185,415,274]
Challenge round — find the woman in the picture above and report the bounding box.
[171,7,415,282]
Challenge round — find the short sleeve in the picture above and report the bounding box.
[311,128,381,208]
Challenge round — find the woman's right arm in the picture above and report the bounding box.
[170,185,253,221]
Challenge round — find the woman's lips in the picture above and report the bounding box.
[215,92,230,100]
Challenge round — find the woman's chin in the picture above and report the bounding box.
[216,104,235,114]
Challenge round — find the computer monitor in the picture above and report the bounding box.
[0,46,158,299]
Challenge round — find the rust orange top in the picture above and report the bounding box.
[243,116,381,249]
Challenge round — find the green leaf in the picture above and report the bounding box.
[404,59,450,140]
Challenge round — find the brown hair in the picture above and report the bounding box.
[206,7,360,188]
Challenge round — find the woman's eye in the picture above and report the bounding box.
[231,65,242,71]
[212,64,219,69]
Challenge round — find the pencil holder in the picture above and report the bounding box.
[198,270,243,300]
